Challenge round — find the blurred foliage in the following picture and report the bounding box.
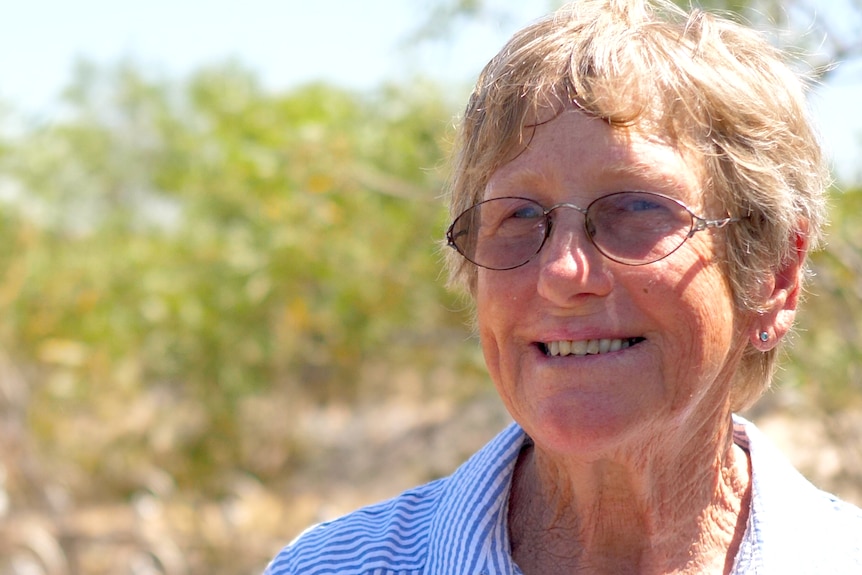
[0,61,476,499]
[784,188,862,410]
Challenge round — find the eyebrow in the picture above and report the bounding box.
[604,160,692,193]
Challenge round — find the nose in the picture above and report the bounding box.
[536,208,612,304]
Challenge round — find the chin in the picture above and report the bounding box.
[516,396,656,458]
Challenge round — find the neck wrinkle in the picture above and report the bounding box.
[508,415,752,574]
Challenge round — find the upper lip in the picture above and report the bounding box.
[539,333,636,343]
[535,326,639,343]
[527,315,646,351]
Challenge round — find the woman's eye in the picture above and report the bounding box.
[626,198,664,212]
[510,204,544,219]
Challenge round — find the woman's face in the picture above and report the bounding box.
[476,110,752,457]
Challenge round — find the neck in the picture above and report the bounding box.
[508,414,752,575]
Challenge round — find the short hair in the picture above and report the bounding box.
[444,0,829,410]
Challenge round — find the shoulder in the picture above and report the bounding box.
[788,489,862,570]
[263,478,447,575]
[734,415,862,568]
[807,488,862,545]
[263,422,527,575]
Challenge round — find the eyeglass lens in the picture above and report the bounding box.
[447,192,695,269]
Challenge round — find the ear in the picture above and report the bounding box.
[750,228,808,351]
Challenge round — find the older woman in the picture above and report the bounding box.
[265,0,862,573]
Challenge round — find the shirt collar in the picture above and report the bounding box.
[423,416,858,574]
[424,422,525,574]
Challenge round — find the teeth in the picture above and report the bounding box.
[543,338,639,357]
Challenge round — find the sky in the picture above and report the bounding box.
[0,0,538,107]
[0,0,860,183]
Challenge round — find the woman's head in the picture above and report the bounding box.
[445,0,829,409]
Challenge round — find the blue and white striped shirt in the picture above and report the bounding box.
[264,416,862,574]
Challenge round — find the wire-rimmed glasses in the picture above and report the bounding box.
[446,191,739,270]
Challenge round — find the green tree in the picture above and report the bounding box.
[0,61,468,496]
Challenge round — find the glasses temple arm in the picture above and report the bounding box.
[688,215,742,237]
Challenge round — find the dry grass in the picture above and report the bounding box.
[1,384,860,575]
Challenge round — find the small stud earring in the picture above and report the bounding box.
[759,331,769,342]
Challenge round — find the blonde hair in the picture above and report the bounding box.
[445,0,829,409]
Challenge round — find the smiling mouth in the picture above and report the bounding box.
[539,337,646,357]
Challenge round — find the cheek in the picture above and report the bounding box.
[675,239,738,320]
[475,270,531,385]
[475,273,506,378]
[700,265,739,325]
[476,269,524,322]
[678,270,742,375]
[641,256,738,353]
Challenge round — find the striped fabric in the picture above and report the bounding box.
[264,417,862,574]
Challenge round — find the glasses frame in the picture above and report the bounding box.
[446,191,740,270]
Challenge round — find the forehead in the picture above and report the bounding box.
[484,109,706,207]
